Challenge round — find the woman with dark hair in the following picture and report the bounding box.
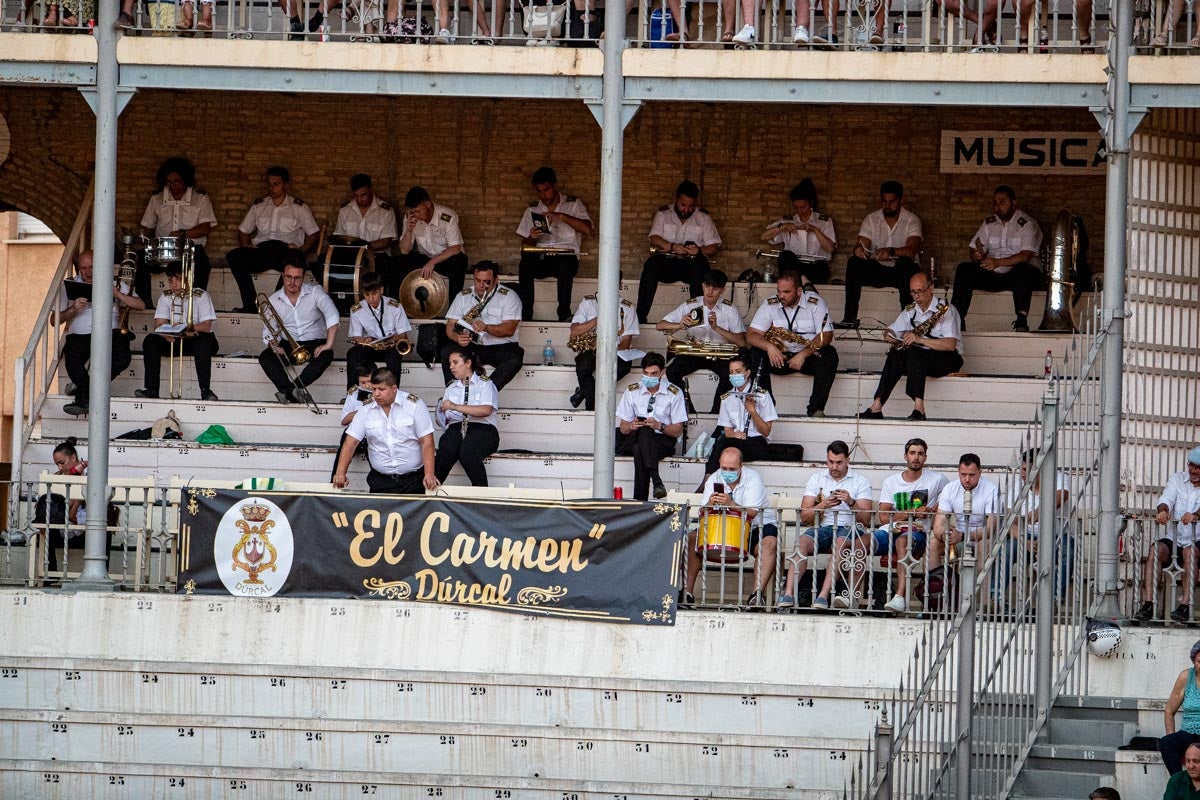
[761,177,837,287]
[37,438,114,575]
[135,156,218,304]
[434,347,500,487]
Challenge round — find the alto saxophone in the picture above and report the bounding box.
[764,325,823,357]
[889,302,950,352]
[567,331,596,353]
[368,335,414,356]
[456,290,493,344]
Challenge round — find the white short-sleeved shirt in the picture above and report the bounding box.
[935,477,1002,536]
[349,297,412,340]
[334,196,397,244]
[615,381,689,433]
[648,206,722,248]
[445,287,523,346]
[1157,471,1200,546]
[571,295,640,345]
[153,289,218,327]
[402,203,465,258]
[879,470,949,532]
[238,194,320,248]
[969,210,1043,272]
[769,212,837,260]
[345,395,435,475]
[340,390,373,424]
[438,375,500,429]
[663,297,746,344]
[60,280,120,335]
[749,291,834,353]
[1006,471,1071,539]
[140,188,218,245]
[858,208,922,267]
[888,298,963,355]
[802,469,874,530]
[715,390,777,440]
[261,284,341,344]
[516,195,592,253]
[700,466,776,528]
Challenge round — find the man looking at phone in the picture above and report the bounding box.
[615,352,688,501]
[637,180,722,324]
[682,447,777,609]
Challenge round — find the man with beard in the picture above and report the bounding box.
[951,185,1043,332]
[835,180,924,330]
[637,181,723,324]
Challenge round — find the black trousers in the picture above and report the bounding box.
[226,240,304,310]
[703,432,770,476]
[438,341,524,390]
[615,427,677,501]
[874,347,964,404]
[778,251,830,286]
[519,252,579,322]
[1160,730,1200,776]
[47,526,114,574]
[400,251,469,301]
[636,253,708,323]
[330,431,370,481]
[843,255,920,321]
[134,245,212,306]
[258,338,335,394]
[346,343,404,390]
[64,332,132,407]
[141,332,219,393]
[666,354,732,414]
[366,467,425,495]
[951,260,1042,322]
[435,423,500,486]
[751,345,838,416]
[574,350,632,411]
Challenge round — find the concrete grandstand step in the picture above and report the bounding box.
[94,357,1048,420]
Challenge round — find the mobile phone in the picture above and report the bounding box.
[713,482,725,494]
[636,416,647,423]
[357,389,371,402]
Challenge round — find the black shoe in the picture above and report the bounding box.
[1172,603,1191,623]
[233,305,256,314]
[201,390,219,402]
[1012,316,1030,333]
[807,409,825,418]
[307,10,323,30]
[134,388,158,399]
[292,386,315,406]
[834,319,859,330]
[801,282,819,294]
[745,591,765,610]
[907,410,927,422]
[1134,601,1154,622]
[858,408,883,419]
[289,18,304,39]
[680,592,695,609]
[652,478,667,499]
[569,387,585,409]
[63,402,88,416]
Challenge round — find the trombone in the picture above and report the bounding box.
[167,243,200,400]
[256,292,322,415]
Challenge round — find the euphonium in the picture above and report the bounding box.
[257,292,311,364]
[667,330,739,361]
[1038,209,1082,333]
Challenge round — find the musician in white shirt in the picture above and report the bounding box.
[135,156,218,304]
[399,185,469,299]
[701,355,777,478]
[435,347,500,487]
[837,180,923,329]
[137,264,219,401]
[859,272,963,422]
[441,262,524,391]
[761,178,837,287]
[516,166,593,322]
[656,269,747,414]
[927,453,1001,574]
[1135,446,1200,623]
[346,271,412,391]
[258,258,340,407]
[637,181,723,324]
[569,293,639,411]
[615,353,689,501]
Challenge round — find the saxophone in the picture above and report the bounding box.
[568,305,626,353]
[456,290,494,344]
[763,315,826,358]
[889,302,950,352]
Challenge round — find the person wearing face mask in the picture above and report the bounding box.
[761,178,837,288]
[682,447,778,609]
[637,181,723,325]
[615,352,689,501]
[701,355,777,480]
[434,347,500,487]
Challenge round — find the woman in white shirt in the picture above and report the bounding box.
[435,347,500,487]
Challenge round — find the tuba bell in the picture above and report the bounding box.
[1038,210,1083,333]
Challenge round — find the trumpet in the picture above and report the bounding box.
[116,230,138,337]
[521,245,589,256]
[256,292,321,415]
[168,243,201,400]
[365,335,413,356]
[755,248,781,260]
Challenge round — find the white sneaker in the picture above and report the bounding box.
[884,595,908,613]
[434,27,452,43]
[732,23,755,44]
[832,594,851,609]
[792,24,809,43]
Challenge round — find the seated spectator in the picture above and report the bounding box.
[1135,446,1200,623]
[795,0,840,45]
[761,178,836,287]
[924,453,1001,606]
[1163,743,1200,798]
[1151,0,1199,47]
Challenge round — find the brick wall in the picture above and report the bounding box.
[0,87,1106,281]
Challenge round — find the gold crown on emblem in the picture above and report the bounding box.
[240,501,271,523]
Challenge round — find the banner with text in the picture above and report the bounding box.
[178,489,687,625]
[940,130,1105,175]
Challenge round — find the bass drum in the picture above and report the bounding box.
[321,242,370,314]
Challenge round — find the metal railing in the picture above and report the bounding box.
[847,305,1107,800]
[4,0,1193,51]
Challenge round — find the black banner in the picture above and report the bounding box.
[178,489,687,625]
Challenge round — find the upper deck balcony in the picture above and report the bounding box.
[1,0,1199,106]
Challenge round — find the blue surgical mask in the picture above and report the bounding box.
[641,375,660,390]
[719,470,740,485]
[729,373,747,389]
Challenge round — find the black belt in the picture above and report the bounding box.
[371,467,422,480]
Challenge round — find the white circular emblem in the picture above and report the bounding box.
[213,497,294,597]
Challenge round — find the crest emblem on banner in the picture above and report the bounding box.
[213,498,294,597]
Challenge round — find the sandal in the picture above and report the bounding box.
[61,14,78,26]
[720,31,733,42]
[664,31,678,40]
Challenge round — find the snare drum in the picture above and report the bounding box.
[150,236,186,265]
[698,508,749,563]
[322,243,369,313]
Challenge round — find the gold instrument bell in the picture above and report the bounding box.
[399,271,450,320]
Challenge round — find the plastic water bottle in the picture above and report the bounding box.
[1044,349,1053,379]
[542,340,555,366]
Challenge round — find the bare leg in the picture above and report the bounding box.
[685,530,702,594]
[753,537,777,593]
[1140,541,1167,603]
[819,536,850,600]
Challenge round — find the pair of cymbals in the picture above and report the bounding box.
[398,271,450,320]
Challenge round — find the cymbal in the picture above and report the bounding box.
[327,234,369,247]
[398,271,449,320]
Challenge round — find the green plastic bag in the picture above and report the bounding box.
[195,424,236,445]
